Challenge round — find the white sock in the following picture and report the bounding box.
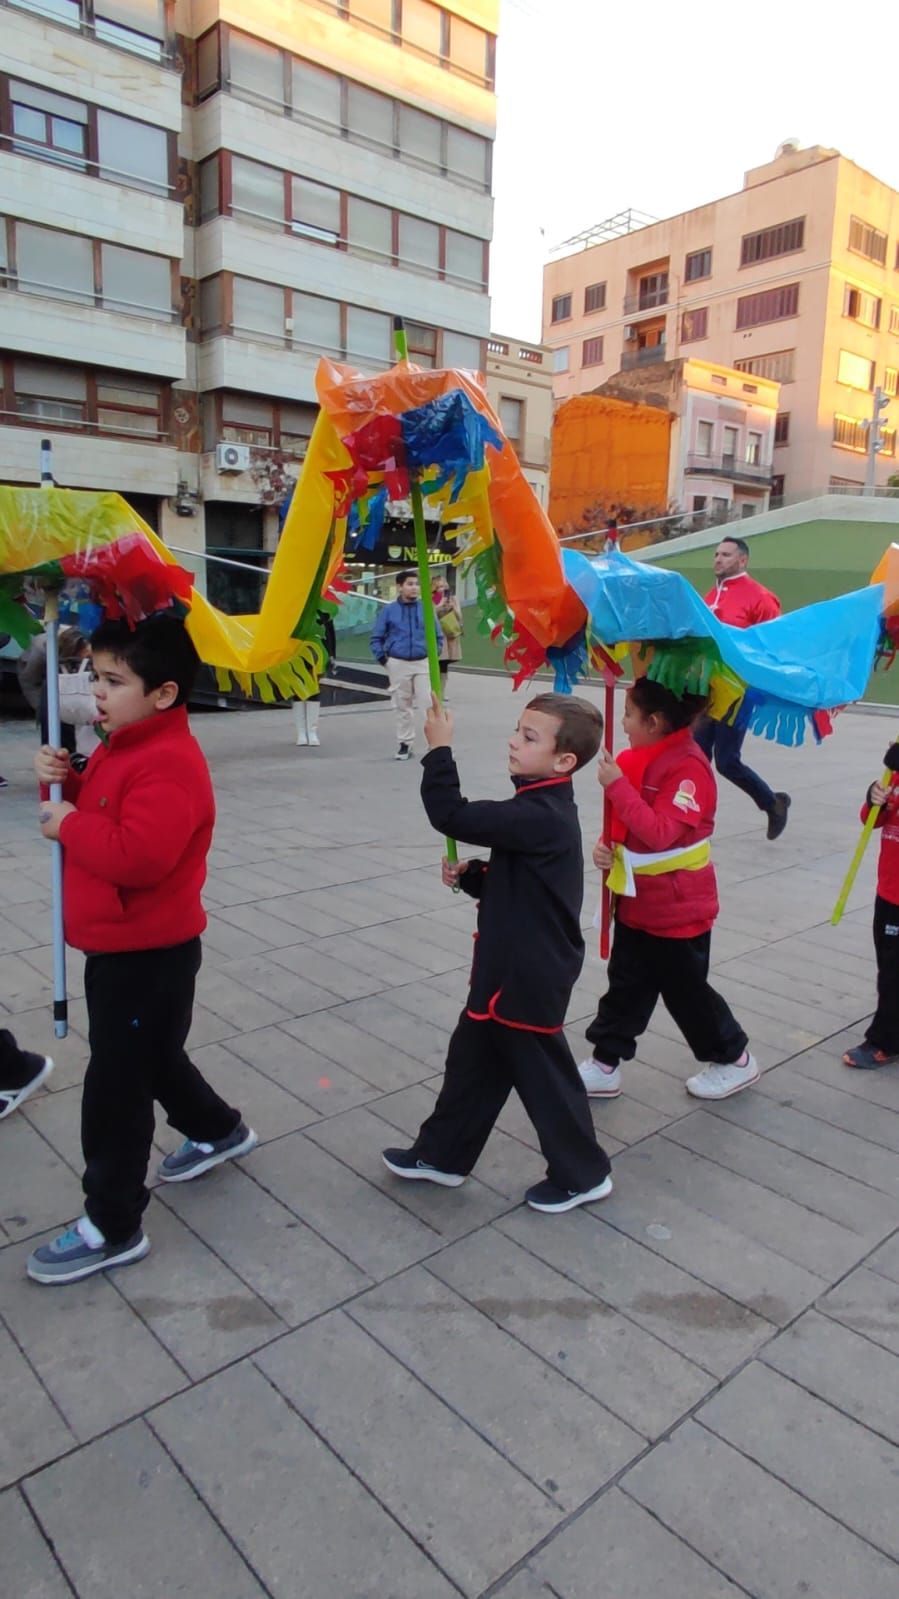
[77,1215,106,1249]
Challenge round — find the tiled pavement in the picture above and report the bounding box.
[2,675,899,1598]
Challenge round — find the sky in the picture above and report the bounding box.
[489,0,899,341]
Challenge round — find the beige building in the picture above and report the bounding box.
[543,145,899,503]
[484,333,552,505]
[0,0,497,610]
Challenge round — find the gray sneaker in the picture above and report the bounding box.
[27,1219,149,1285]
[156,1121,258,1183]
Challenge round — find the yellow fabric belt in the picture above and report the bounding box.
[606,840,712,898]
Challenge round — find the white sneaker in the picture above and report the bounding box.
[578,1057,622,1097]
[686,1053,760,1100]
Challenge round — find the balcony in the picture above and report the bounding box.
[620,344,667,371]
[686,452,773,484]
[623,288,670,315]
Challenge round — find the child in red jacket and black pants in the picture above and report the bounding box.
[579,677,758,1103]
[842,743,899,1070]
[28,616,256,1285]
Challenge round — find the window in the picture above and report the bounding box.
[844,285,881,329]
[552,347,569,373]
[722,425,738,461]
[582,336,604,366]
[849,216,887,266]
[740,217,805,265]
[94,1,166,59]
[398,105,442,169]
[291,59,342,128]
[398,214,439,275]
[681,306,708,343]
[746,432,762,466]
[696,420,713,456]
[710,372,726,385]
[445,125,489,189]
[444,230,485,288]
[584,282,606,313]
[228,30,284,108]
[198,154,220,222]
[100,243,171,319]
[346,305,391,363]
[833,414,869,452]
[741,382,758,394]
[279,402,316,455]
[199,275,223,334]
[442,331,482,369]
[346,83,395,151]
[197,28,221,98]
[292,291,341,355]
[774,412,790,445]
[712,496,729,516]
[638,271,668,309]
[222,392,274,446]
[882,431,897,459]
[14,358,87,425]
[10,81,87,170]
[231,157,283,224]
[232,277,285,340]
[10,0,79,23]
[96,110,168,195]
[290,176,340,243]
[685,248,712,282]
[448,15,489,81]
[771,474,785,501]
[16,223,93,302]
[736,283,799,328]
[347,197,392,262]
[551,293,571,323]
[347,0,394,34]
[838,350,875,391]
[734,349,795,383]
[96,374,162,437]
[499,396,523,443]
[692,496,707,513]
[518,347,542,364]
[890,307,899,336]
[406,321,438,367]
[402,0,443,60]
[886,369,899,398]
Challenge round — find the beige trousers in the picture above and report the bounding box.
[387,656,431,747]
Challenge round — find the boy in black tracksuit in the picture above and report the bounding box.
[382,693,612,1213]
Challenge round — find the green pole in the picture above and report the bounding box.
[393,316,458,875]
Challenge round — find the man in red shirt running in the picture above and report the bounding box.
[695,536,791,841]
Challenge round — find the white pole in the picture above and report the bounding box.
[40,439,68,1039]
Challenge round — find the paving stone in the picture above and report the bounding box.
[350,1265,644,1506]
[428,1228,715,1439]
[0,1489,74,1599]
[664,1108,899,1237]
[757,1064,899,1151]
[202,959,337,1023]
[281,1007,438,1090]
[218,1023,377,1113]
[350,918,469,974]
[710,1092,899,1197]
[0,1238,185,1442]
[527,1486,745,1598]
[266,939,390,1000]
[623,1419,899,1599]
[818,1265,899,1356]
[151,1360,459,1598]
[334,993,452,1059]
[248,1127,446,1276]
[491,1572,556,1599]
[498,1208,774,1378]
[230,890,356,939]
[0,1116,84,1243]
[25,1420,267,1599]
[114,1203,285,1380]
[698,1360,899,1560]
[868,1233,899,1284]
[21,1084,86,1175]
[257,1310,563,1595]
[159,1163,369,1325]
[186,1041,319,1139]
[0,1317,76,1487]
[762,1310,899,1446]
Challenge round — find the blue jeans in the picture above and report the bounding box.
[694,717,776,813]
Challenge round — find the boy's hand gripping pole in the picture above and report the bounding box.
[393,316,459,881]
[831,734,899,925]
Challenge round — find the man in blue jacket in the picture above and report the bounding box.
[370,571,442,760]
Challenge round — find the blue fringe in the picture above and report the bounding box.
[733,687,812,747]
[547,630,589,694]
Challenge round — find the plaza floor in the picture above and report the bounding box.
[1,674,898,1598]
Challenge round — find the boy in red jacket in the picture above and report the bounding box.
[28,616,256,1285]
[842,744,899,1070]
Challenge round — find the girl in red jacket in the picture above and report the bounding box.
[842,743,899,1070]
[579,677,759,1102]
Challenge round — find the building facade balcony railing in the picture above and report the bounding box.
[623,289,669,315]
[620,344,667,370]
[686,452,773,484]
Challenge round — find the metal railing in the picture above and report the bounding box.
[620,345,667,370]
[623,289,669,314]
[686,452,772,482]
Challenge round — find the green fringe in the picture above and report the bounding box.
[471,545,516,643]
[213,639,324,702]
[644,638,722,697]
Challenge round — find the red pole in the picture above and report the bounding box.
[599,670,615,960]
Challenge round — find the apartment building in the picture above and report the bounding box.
[543,145,899,503]
[0,0,496,609]
[484,332,552,505]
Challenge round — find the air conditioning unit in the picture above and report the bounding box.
[623,325,637,341]
[216,442,251,472]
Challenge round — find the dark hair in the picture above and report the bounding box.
[526,692,603,770]
[89,614,200,707]
[628,676,708,730]
[396,570,418,586]
[719,536,749,558]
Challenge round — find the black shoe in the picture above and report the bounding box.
[0,775,8,790]
[525,1174,613,1213]
[766,792,791,841]
[394,744,412,761]
[381,1148,465,1187]
[0,1041,54,1120]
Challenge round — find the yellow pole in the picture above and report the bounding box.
[831,741,899,924]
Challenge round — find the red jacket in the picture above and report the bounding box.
[606,730,719,937]
[704,573,780,628]
[861,777,899,905]
[55,707,214,953]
